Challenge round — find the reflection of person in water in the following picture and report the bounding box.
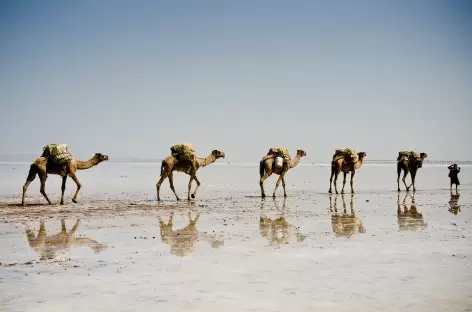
[448,164,461,191]
[25,219,107,260]
[329,193,366,238]
[448,189,461,215]
[259,198,307,246]
[397,193,427,231]
[157,211,224,257]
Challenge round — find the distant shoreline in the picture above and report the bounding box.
[1,161,471,167]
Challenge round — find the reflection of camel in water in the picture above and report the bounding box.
[259,198,306,246]
[448,189,461,215]
[397,192,427,231]
[158,212,224,257]
[25,219,107,260]
[329,194,366,238]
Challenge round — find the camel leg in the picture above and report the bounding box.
[273,175,283,197]
[341,172,347,194]
[22,168,37,206]
[38,220,46,243]
[61,219,67,233]
[342,193,347,214]
[350,171,355,194]
[191,175,201,199]
[402,170,409,191]
[187,176,194,200]
[22,180,32,206]
[39,172,52,205]
[397,164,402,192]
[156,173,168,202]
[190,213,200,224]
[333,171,340,194]
[69,172,82,203]
[349,193,355,216]
[70,219,80,234]
[409,171,417,192]
[281,174,287,197]
[328,169,335,193]
[60,176,67,205]
[260,172,271,197]
[168,173,180,201]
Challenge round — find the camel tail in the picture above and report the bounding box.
[259,160,265,178]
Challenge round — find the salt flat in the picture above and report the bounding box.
[0,163,471,312]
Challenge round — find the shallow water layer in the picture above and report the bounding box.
[1,164,471,311]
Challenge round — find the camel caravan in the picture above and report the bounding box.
[19,142,431,205]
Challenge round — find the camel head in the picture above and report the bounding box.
[94,153,109,162]
[91,243,107,253]
[211,150,225,159]
[357,152,367,159]
[414,152,427,168]
[297,150,307,157]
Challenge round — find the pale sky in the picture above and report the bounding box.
[1,0,471,162]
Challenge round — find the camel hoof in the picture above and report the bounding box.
[261,194,266,198]
[272,195,276,198]
[328,190,332,194]
[284,194,287,197]
[191,194,195,199]
[60,202,64,205]
[72,199,78,203]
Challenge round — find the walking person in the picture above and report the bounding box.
[448,164,461,190]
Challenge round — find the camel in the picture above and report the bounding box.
[157,211,224,257]
[25,219,107,260]
[21,153,109,206]
[156,150,225,201]
[397,192,426,231]
[397,152,428,192]
[259,149,307,197]
[329,152,367,194]
[329,193,366,238]
[259,198,306,246]
[448,189,461,215]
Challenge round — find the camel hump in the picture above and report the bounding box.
[43,144,69,155]
[42,144,73,165]
[333,148,357,163]
[268,147,290,159]
[398,150,420,161]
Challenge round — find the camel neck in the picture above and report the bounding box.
[354,157,364,169]
[197,154,217,168]
[289,154,303,169]
[76,157,100,170]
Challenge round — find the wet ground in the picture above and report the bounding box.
[1,163,471,311]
